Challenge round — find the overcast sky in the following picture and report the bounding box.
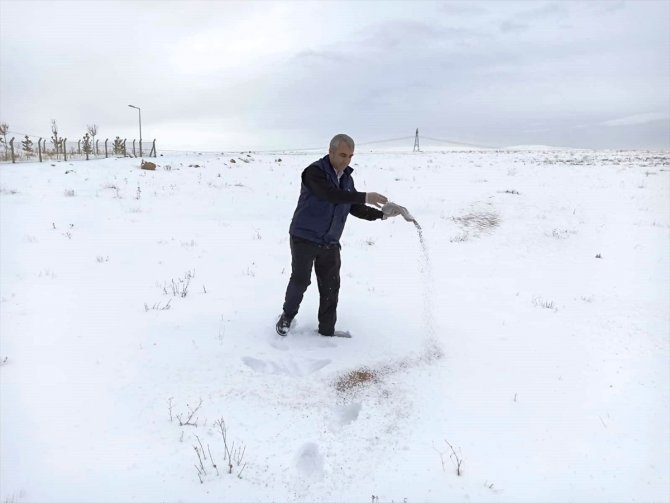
[1,0,668,151]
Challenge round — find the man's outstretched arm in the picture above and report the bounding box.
[302,165,388,207]
[350,203,383,221]
[302,165,366,204]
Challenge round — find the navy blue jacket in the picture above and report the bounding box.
[289,155,382,245]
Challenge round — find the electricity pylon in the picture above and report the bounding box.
[413,128,420,152]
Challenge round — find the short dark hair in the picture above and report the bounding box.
[329,134,355,151]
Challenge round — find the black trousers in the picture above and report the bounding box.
[282,236,341,336]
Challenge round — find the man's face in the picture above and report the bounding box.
[328,142,354,173]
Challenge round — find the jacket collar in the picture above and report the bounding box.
[322,155,354,177]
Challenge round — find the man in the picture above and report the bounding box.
[276,133,400,337]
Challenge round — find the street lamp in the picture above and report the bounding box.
[128,104,142,156]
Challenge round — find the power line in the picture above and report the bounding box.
[356,135,414,146]
[421,135,497,149]
[160,134,417,154]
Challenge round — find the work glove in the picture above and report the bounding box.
[382,202,416,222]
[365,192,388,208]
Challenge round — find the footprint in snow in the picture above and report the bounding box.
[242,356,331,377]
[268,332,337,351]
[334,401,362,428]
[294,442,324,480]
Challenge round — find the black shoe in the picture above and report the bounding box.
[276,313,292,336]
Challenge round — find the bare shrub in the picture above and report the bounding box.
[161,270,195,298]
[144,299,172,311]
[445,440,464,476]
[550,228,576,239]
[533,297,557,311]
[453,210,500,232]
[176,398,202,427]
[214,418,247,478]
[449,232,469,243]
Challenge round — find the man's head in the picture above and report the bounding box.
[328,133,355,173]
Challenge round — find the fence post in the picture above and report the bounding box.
[38,137,42,162]
[9,137,15,163]
[123,139,127,157]
[105,139,108,158]
[63,139,67,161]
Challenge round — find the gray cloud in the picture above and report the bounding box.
[516,2,569,21]
[440,3,490,16]
[1,0,668,150]
[600,113,670,127]
[499,20,530,33]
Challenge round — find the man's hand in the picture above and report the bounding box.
[381,202,416,222]
[365,192,388,208]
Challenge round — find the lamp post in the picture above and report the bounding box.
[128,104,142,156]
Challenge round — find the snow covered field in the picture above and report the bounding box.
[1,148,668,503]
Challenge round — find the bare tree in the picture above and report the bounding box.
[51,119,60,159]
[21,135,34,158]
[82,133,92,160]
[87,124,98,154]
[0,122,8,160]
[113,136,124,156]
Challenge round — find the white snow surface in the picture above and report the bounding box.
[1,149,668,503]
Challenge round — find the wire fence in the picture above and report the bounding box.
[0,129,493,164]
[0,131,157,164]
